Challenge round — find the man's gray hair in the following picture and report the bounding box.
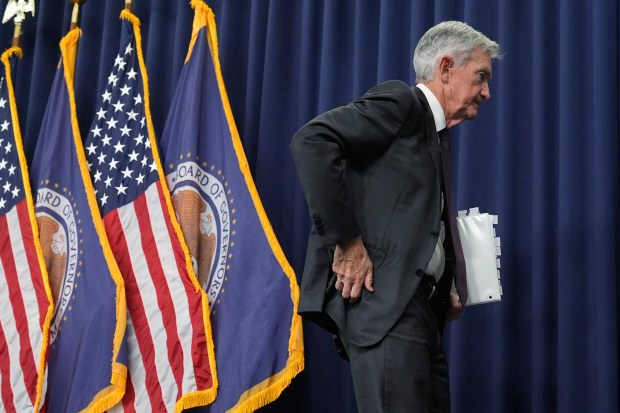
[413,21,501,83]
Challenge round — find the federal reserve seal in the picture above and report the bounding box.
[167,161,233,309]
[35,187,80,344]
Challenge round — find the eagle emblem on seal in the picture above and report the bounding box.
[172,189,217,289]
[36,215,67,305]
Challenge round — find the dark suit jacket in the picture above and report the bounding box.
[291,80,456,347]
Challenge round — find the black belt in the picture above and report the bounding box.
[418,273,438,301]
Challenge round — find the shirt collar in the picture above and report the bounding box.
[416,83,446,132]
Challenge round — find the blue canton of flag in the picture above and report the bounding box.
[85,41,157,213]
[0,82,22,212]
[85,11,217,412]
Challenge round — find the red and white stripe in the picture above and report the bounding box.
[104,181,212,412]
[0,200,50,413]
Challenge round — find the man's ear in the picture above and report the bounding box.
[438,55,453,82]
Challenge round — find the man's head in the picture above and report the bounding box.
[414,21,501,127]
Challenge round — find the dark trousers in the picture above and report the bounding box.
[340,287,450,413]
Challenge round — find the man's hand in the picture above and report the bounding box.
[332,235,374,303]
[446,292,464,322]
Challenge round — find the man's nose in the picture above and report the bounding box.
[481,82,491,100]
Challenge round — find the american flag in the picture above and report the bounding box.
[0,48,53,413]
[83,11,217,412]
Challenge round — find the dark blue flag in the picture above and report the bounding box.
[160,1,304,411]
[29,28,127,413]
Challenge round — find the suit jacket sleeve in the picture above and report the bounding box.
[290,80,416,247]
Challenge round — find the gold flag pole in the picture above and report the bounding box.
[2,0,36,48]
[69,0,86,30]
[11,22,20,47]
[125,0,132,11]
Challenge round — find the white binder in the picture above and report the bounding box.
[456,207,502,306]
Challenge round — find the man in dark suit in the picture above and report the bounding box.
[291,21,501,412]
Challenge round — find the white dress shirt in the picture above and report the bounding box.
[416,84,446,281]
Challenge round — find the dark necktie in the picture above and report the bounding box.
[439,128,468,305]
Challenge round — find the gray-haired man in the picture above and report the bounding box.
[291,21,501,412]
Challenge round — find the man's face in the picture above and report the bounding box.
[443,47,492,127]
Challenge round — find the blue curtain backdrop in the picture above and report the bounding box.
[1,1,618,412]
